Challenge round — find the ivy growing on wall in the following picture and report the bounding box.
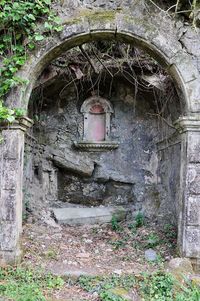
[0,0,62,122]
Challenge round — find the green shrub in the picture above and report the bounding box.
[0,266,64,301]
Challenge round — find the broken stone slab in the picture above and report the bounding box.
[45,146,94,176]
[165,257,194,283]
[52,206,127,225]
[47,262,99,280]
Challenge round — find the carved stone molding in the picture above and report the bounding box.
[174,115,200,133]
[74,141,119,151]
[0,117,33,132]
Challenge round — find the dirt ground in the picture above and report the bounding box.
[21,218,177,300]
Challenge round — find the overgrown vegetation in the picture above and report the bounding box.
[110,215,178,260]
[0,0,198,122]
[150,0,200,27]
[0,0,62,121]
[35,40,178,124]
[78,272,200,301]
[0,266,64,301]
[0,265,199,301]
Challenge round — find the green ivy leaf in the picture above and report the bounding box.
[28,43,35,50]
[27,14,36,21]
[43,0,51,4]
[34,34,44,41]
[14,108,26,117]
[6,115,15,123]
[44,21,52,30]
[0,0,62,114]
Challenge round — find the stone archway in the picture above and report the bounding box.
[0,11,200,269]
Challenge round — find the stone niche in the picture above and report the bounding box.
[74,96,119,151]
[25,75,181,224]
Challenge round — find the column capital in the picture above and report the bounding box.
[0,117,33,132]
[174,115,200,133]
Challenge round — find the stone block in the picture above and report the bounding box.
[107,287,134,301]
[2,159,18,190]
[185,227,200,258]
[88,11,117,33]
[48,147,94,177]
[165,257,193,283]
[171,52,199,83]
[0,222,19,251]
[187,197,200,226]
[152,33,182,60]
[60,20,90,41]
[186,165,200,195]
[186,80,200,113]
[52,206,127,225]
[180,28,200,57]
[0,249,21,266]
[0,190,16,221]
[188,132,200,163]
[116,13,158,45]
[1,130,22,160]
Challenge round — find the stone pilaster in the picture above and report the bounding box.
[175,116,200,272]
[0,117,33,264]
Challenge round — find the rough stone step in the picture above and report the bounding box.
[52,206,127,225]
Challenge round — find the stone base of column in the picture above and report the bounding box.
[191,258,200,273]
[0,248,22,266]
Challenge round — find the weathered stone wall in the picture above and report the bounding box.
[1,0,200,266]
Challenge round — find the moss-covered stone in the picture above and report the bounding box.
[108,287,132,300]
[165,258,194,284]
[63,9,117,26]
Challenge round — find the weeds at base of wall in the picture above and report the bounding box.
[0,265,199,301]
[78,272,200,301]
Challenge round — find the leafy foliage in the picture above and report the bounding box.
[0,101,26,122]
[78,272,200,301]
[0,266,64,301]
[79,274,135,301]
[0,0,62,121]
[128,211,145,232]
[111,215,123,232]
[139,271,200,301]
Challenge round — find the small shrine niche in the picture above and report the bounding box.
[74,96,119,151]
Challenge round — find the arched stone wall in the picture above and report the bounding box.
[1,9,200,269]
[6,12,200,113]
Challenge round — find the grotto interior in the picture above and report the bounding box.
[24,40,183,226]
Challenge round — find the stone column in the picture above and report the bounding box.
[0,117,33,264]
[175,116,200,272]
